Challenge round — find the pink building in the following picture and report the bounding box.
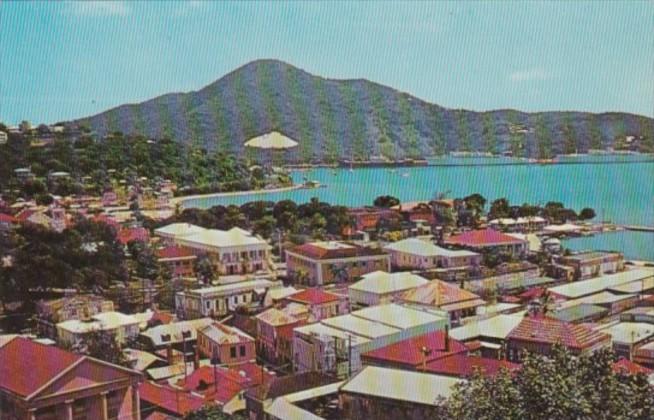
[0,337,142,420]
[155,246,197,278]
[197,323,256,366]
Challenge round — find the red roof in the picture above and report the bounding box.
[518,287,546,301]
[290,242,387,260]
[287,288,341,305]
[117,227,150,245]
[0,337,83,398]
[424,354,521,378]
[177,363,273,404]
[15,209,37,222]
[156,246,197,260]
[362,330,468,367]
[139,381,205,415]
[613,358,653,375]
[444,229,526,247]
[150,310,175,326]
[0,213,16,223]
[507,315,610,350]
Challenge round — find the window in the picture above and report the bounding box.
[240,345,246,357]
[230,346,237,358]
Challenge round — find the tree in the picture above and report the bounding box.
[194,256,215,284]
[445,346,654,420]
[488,198,511,220]
[579,208,596,220]
[373,195,400,208]
[184,405,245,420]
[72,330,130,367]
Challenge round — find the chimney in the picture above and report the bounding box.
[445,325,450,353]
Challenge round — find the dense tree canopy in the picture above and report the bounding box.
[444,347,654,420]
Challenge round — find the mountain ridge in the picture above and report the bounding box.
[70,59,654,160]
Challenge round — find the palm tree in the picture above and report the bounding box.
[330,264,349,284]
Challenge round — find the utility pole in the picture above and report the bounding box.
[348,334,352,378]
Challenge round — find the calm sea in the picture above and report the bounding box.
[183,156,654,261]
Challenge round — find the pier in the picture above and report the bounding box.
[623,225,654,233]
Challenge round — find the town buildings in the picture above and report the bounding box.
[285,241,390,286]
[282,288,349,321]
[35,295,115,338]
[255,307,305,366]
[56,311,140,347]
[154,223,271,275]
[155,246,196,278]
[384,237,481,271]
[292,304,448,378]
[174,279,282,319]
[339,366,462,419]
[0,337,142,420]
[556,251,625,280]
[399,280,486,324]
[506,315,611,362]
[348,271,429,308]
[196,323,256,365]
[444,228,529,257]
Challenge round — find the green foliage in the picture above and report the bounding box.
[4,220,126,302]
[373,195,400,208]
[579,207,597,220]
[338,83,367,160]
[194,255,215,284]
[482,113,497,155]
[445,347,654,420]
[535,114,553,159]
[184,405,244,420]
[70,329,131,367]
[456,111,472,152]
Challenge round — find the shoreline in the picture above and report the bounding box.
[172,184,304,207]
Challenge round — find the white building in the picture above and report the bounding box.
[154,223,272,275]
[348,271,429,308]
[140,317,214,350]
[56,311,140,346]
[383,238,481,270]
[292,304,448,377]
[175,279,282,319]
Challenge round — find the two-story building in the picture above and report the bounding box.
[285,242,390,286]
[174,279,282,319]
[556,251,625,280]
[383,237,481,270]
[36,295,115,339]
[283,288,349,321]
[0,337,142,420]
[56,311,140,347]
[155,246,197,278]
[197,323,256,366]
[154,223,271,275]
[444,229,528,258]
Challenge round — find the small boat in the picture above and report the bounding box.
[401,172,410,177]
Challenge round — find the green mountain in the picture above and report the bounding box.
[70,59,654,161]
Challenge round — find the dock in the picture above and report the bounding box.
[623,225,654,233]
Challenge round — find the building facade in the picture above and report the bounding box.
[0,337,142,420]
[285,242,390,286]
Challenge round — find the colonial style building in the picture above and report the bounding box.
[444,228,528,257]
[399,280,486,325]
[155,246,196,278]
[285,241,390,286]
[555,251,625,280]
[154,223,271,275]
[0,337,142,420]
[383,237,481,270]
[174,279,282,319]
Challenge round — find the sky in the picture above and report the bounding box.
[1,1,653,124]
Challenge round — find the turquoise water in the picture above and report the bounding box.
[183,158,654,260]
[563,230,654,261]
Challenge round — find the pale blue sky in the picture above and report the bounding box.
[1,1,652,124]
